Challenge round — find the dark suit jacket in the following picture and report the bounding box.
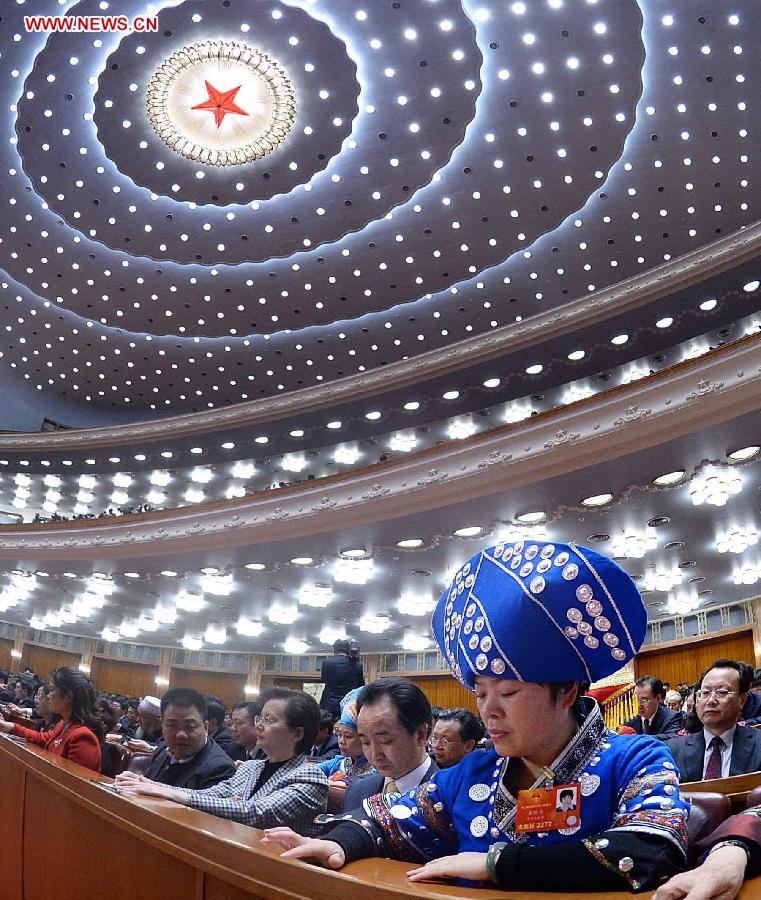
[210,725,247,762]
[144,737,236,790]
[343,758,439,809]
[623,705,682,741]
[667,725,761,783]
[319,654,365,715]
[742,690,761,725]
[311,733,340,760]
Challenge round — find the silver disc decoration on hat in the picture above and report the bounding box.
[432,540,647,690]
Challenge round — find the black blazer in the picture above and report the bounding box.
[342,758,439,810]
[144,737,236,790]
[623,705,682,741]
[210,725,248,762]
[667,726,761,783]
[319,654,365,715]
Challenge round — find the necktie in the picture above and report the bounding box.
[383,779,399,796]
[642,717,649,734]
[704,735,725,780]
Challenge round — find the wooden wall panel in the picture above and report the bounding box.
[22,644,80,677]
[0,637,12,671]
[634,630,756,687]
[170,668,247,708]
[91,657,159,698]
[406,675,479,715]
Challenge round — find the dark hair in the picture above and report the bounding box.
[333,639,351,654]
[436,708,485,744]
[635,675,665,700]
[260,687,320,754]
[559,789,574,801]
[50,668,105,740]
[698,659,752,694]
[205,695,226,727]
[681,684,701,734]
[96,697,118,733]
[753,669,761,689]
[357,678,432,738]
[545,681,591,721]
[430,706,444,722]
[318,709,335,733]
[160,688,207,719]
[232,700,262,723]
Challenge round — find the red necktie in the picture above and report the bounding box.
[704,735,725,780]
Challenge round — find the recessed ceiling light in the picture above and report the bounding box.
[160,569,178,577]
[728,446,760,462]
[581,493,613,507]
[453,526,482,537]
[245,563,266,570]
[291,557,314,565]
[404,402,420,411]
[397,539,423,548]
[652,470,686,486]
[443,390,460,400]
[340,548,367,559]
[656,317,674,328]
[611,334,629,345]
[743,280,760,293]
[567,350,585,361]
[483,378,500,388]
[525,364,543,375]
[515,511,546,524]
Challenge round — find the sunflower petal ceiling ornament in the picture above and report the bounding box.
[146,40,296,167]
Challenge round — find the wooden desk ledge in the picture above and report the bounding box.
[1,736,761,900]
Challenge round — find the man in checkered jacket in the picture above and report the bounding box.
[116,687,328,836]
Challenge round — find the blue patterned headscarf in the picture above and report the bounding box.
[433,540,646,690]
[338,685,363,728]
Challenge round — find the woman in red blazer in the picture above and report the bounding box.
[0,666,103,772]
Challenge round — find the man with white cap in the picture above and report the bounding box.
[263,540,689,892]
[126,694,163,753]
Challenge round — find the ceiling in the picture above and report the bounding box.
[0,0,760,658]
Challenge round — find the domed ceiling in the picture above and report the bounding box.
[0,0,760,658]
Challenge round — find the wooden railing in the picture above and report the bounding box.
[3,735,761,899]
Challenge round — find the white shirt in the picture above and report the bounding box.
[383,755,431,795]
[702,726,736,779]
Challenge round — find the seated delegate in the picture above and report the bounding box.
[0,666,103,772]
[264,540,689,893]
[142,687,236,790]
[115,687,328,835]
[667,659,761,782]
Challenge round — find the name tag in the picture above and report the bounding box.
[515,783,581,833]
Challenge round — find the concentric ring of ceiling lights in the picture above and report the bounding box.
[4,0,760,415]
[145,40,296,168]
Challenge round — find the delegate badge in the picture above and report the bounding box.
[515,783,582,833]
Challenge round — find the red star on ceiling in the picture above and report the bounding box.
[191,80,249,128]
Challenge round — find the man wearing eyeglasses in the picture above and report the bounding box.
[667,658,761,783]
[430,708,484,769]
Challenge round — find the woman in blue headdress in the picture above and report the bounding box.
[263,541,689,893]
[317,687,375,811]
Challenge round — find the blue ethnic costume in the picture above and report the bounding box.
[317,686,376,783]
[320,541,689,892]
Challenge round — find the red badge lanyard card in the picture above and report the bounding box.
[515,767,581,834]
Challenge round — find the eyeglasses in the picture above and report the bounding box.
[696,689,738,701]
[430,737,460,747]
[254,714,278,727]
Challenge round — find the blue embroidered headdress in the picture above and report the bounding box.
[432,540,647,690]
